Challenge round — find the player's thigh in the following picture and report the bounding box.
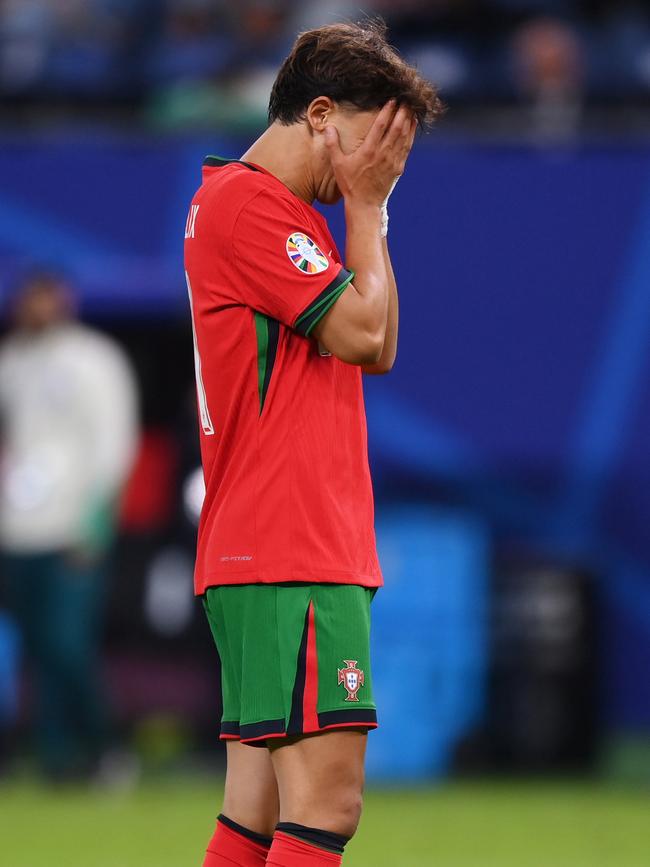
[222,740,279,836]
[269,729,367,833]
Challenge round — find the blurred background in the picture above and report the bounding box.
[1,1,650,865]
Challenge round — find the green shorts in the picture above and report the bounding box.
[202,583,377,745]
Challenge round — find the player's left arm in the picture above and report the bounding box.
[361,238,398,375]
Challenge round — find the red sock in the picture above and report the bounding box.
[265,831,342,866]
[203,815,271,866]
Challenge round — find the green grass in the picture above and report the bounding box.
[1,777,649,866]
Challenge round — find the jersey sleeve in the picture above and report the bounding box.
[231,189,354,336]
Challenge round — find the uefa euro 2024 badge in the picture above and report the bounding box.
[286,232,330,274]
[338,660,365,702]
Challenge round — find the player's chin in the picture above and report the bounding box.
[316,179,343,206]
[317,189,343,206]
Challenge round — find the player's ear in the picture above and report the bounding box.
[306,96,336,133]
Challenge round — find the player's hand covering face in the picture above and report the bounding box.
[324,101,417,206]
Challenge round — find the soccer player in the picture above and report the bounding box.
[184,20,441,867]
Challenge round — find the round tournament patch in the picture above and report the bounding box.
[286,232,329,274]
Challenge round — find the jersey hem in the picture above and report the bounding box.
[195,568,383,595]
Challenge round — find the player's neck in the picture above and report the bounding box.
[241,123,317,205]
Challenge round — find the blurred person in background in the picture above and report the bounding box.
[147,0,293,132]
[0,272,139,782]
[0,0,55,94]
[512,17,585,142]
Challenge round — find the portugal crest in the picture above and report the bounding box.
[338,660,365,702]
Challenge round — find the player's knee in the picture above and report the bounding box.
[286,783,363,839]
[325,788,364,839]
[223,790,279,837]
[342,790,364,838]
[224,806,278,839]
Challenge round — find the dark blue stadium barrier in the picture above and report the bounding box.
[0,612,20,725]
[1,135,649,729]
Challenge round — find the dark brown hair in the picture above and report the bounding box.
[268,19,443,130]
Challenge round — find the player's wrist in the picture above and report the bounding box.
[344,195,383,213]
[344,199,383,233]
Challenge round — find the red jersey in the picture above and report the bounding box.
[184,156,383,594]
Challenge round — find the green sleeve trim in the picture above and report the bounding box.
[303,276,353,336]
[293,268,355,337]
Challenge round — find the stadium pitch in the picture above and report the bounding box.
[0,778,648,866]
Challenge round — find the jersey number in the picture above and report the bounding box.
[185,271,215,436]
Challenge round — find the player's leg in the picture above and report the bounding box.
[266,729,367,864]
[222,740,280,833]
[203,740,278,866]
[263,584,376,864]
[202,582,376,864]
[202,585,282,865]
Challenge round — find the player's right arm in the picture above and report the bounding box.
[313,200,384,365]
[312,103,415,366]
